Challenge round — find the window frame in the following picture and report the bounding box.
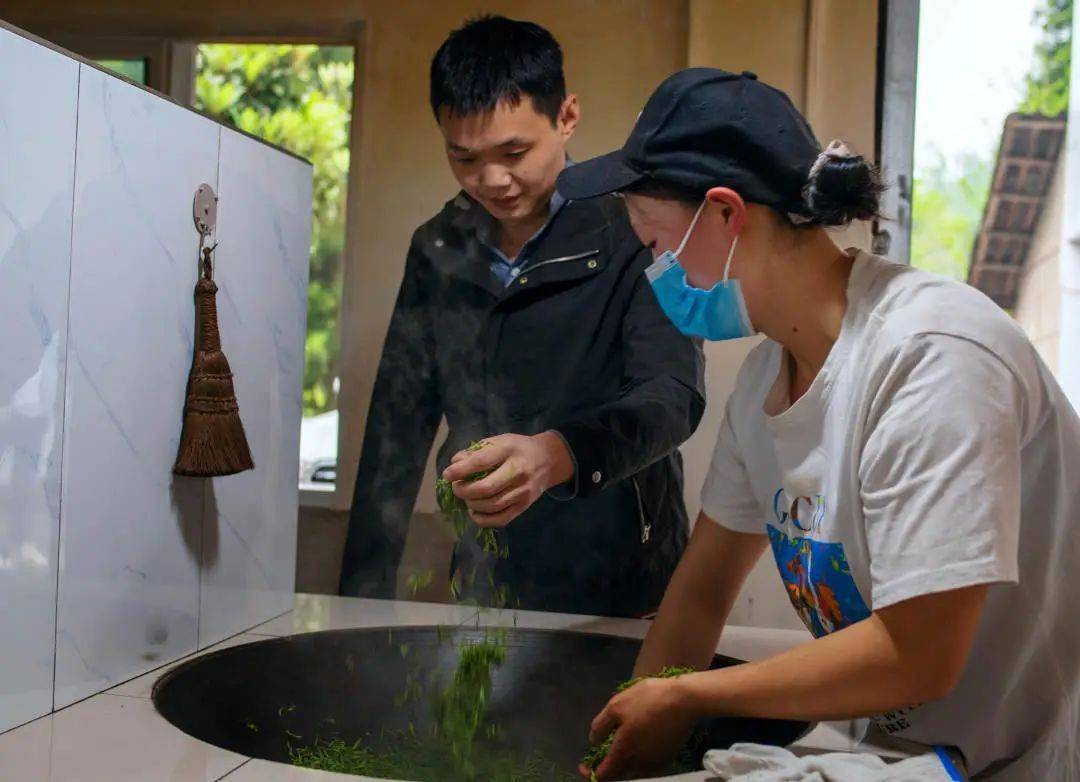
[874,0,920,264]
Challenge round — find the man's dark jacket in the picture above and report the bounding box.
[338,190,706,617]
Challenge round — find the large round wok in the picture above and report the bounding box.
[153,626,812,780]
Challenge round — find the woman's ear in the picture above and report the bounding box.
[705,186,747,234]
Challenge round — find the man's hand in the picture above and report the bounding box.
[441,431,575,528]
[581,676,697,781]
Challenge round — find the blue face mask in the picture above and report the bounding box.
[645,200,754,341]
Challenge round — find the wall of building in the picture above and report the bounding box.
[1062,9,1080,414]
[1015,159,1064,375]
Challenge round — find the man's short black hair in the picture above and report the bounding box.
[430,15,566,124]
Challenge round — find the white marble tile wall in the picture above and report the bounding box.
[197,128,312,648]
[0,27,80,733]
[0,24,312,718]
[52,65,222,708]
[1059,19,1080,413]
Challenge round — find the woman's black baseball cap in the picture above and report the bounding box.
[558,67,822,218]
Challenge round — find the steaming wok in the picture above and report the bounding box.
[153,626,813,779]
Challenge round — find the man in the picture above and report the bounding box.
[338,15,704,617]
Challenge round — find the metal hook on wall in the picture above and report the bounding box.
[193,183,219,277]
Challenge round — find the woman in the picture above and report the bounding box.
[557,68,1080,781]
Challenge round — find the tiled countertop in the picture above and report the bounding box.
[0,594,878,781]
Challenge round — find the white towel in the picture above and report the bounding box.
[703,743,961,781]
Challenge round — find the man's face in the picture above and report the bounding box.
[438,95,579,224]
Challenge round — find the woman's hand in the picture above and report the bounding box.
[581,676,697,781]
[441,431,574,527]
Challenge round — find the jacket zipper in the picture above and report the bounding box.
[631,476,651,544]
[515,249,599,277]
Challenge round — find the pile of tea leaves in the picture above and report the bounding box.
[288,731,577,782]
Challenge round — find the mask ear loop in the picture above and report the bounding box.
[722,234,740,283]
[673,200,708,258]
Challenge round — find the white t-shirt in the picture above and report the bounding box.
[701,251,1080,778]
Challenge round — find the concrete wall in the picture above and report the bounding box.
[4,0,881,629]
[1015,159,1064,375]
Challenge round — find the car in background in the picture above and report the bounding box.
[299,409,338,492]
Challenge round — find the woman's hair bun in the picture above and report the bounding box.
[802,140,886,226]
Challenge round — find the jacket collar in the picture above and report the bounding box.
[442,193,613,298]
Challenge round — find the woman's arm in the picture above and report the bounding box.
[588,583,988,780]
[633,513,769,677]
[674,583,988,721]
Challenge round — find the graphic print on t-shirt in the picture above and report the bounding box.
[767,488,870,636]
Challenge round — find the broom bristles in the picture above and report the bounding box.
[174,406,254,477]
